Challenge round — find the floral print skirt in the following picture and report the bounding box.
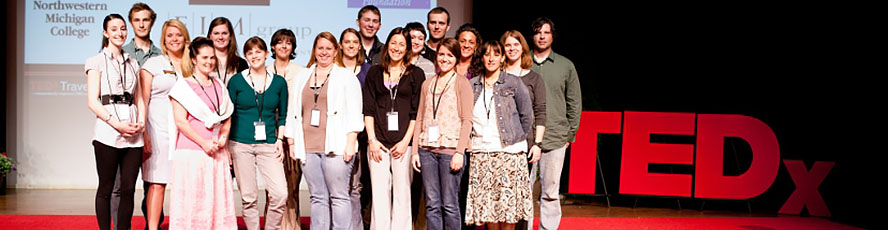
[465,151,533,226]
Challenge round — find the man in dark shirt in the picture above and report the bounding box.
[424,7,451,62]
[357,5,384,65]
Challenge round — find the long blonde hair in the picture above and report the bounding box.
[160,19,190,56]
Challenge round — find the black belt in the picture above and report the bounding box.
[101,93,133,105]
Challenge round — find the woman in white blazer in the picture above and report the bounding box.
[284,31,364,230]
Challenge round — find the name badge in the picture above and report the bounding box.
[428,125,440,143]
[310,109,321,127]
[387,111,399,131]
[254,121,266,141]
[116,104,131,122]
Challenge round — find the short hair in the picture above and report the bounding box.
[335,28,366,66]
[159,19,191,56]
[427,7,450,24]
[307,32,340,67]
[182,37,216,78]
[473,40,504,77]
[270,29,297,60]
[380,27,414,75]
[434,38,460,71]
[358,5,381,20]
[500,30,532,69]
[531,17,556,39]
[455,23,482,59]
[128,2,156,23]
[243,36,268,55]
[405,22,426,38]
[100,14,126,50]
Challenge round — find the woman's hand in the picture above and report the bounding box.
[450,153,464,172]
[391,140,409,159]
[344,138,356,163]
[368,139,388,163]
[142,135,152,161]
[111,120,140,137]
[528,145,542,164]
[275,139,284,162]
[411,154,422,172]
[200,139,219,155]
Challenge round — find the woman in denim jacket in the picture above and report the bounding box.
[464,40,535,230]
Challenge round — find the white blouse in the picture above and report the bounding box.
[84,48,143,148]
[470,86,527,153]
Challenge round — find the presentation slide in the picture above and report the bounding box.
[26,0,436,65]
[16,0,443,188]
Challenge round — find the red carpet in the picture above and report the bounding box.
[0,214,859,229]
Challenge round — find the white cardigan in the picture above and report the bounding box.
[285,64,364,160]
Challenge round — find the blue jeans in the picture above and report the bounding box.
[419,148,465,230]
[303,152,355,230]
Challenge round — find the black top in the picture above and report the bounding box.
[367,37,385,65]
[519,70,547,127]
[362,64,426,148]
[421,44,437,63]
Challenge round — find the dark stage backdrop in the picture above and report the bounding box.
[473,1,876,229]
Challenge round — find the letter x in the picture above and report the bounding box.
[779,160,834,217]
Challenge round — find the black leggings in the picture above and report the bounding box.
[93,140,142,230]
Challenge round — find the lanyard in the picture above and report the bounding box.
[217,64,229,84]
[248,71,272,120]
[482,82,495,120]
[311,68,331,107]
[103,52,131,96]
[273,62,288,77]
[197,75,222,116]
[431,72,455,120]
[386,67,404,112]
[102,51,132,120]
[166,56,182,78]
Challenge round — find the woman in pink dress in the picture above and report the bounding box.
[168,36,237,230]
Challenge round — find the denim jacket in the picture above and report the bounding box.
[470,71,534,147]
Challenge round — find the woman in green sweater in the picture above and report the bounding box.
[226,36,289,230]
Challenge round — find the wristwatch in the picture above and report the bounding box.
[535,141,543,147]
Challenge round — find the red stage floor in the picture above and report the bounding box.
[0,215,860,230]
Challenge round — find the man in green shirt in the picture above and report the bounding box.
[528,17,582,230]
[121,3,161,66]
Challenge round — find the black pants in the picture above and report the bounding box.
[93,140,142,230]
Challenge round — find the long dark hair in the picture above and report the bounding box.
[473,40,505,78]
[455,23,482,60]
[380,27,414,75]
[207,17,241,74]
[101,14,126,50]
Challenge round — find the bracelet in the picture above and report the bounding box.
[104,113,112,122]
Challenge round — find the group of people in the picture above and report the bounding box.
[86,3,581,230]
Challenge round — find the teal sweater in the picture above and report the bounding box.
[227,72,288,144]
